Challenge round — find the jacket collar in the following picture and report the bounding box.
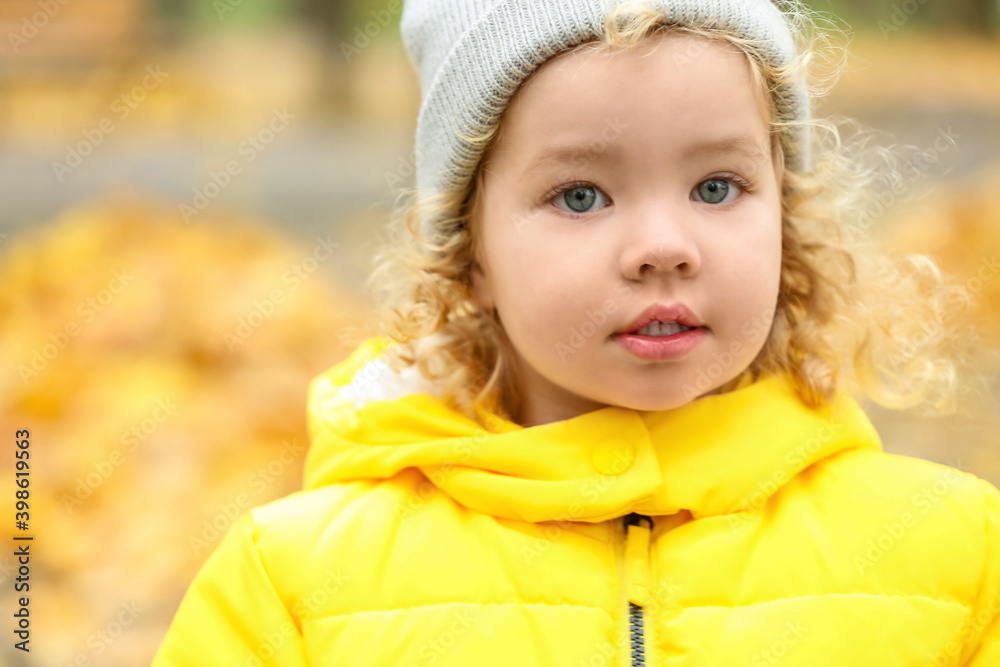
[303,336,882,523]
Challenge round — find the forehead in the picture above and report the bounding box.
[487,32,774,173]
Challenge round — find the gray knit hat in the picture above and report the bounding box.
[399,0,810,235]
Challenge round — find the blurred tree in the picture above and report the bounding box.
[300,0,351,44]
[297,0,353,116]
[926,0,997,33]
[805,0,998,35]
[151,0,295,31]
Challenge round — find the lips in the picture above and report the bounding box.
[616,302,704,335]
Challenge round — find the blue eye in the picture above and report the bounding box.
[564,186,596,212]
[693,176,747,205]
[549,183,610,215]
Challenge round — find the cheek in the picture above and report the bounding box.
[750,237,783,339]
[713,216,782,335]
[744,224,782,295]
[480,233,549,319]
[486,242,599,347]
[485,211,589,293]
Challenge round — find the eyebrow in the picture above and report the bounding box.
[524,145,617,175]
[524,135,768,174]
[682,136,769,164]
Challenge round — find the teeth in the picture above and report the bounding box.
[635,321,692,336]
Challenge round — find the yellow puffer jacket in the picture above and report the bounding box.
[153,336,1000,666]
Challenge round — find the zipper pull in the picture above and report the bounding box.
[623,512,653,607]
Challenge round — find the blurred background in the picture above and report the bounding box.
[0,1,998,665]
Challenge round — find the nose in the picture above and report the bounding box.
[619,204,701,281]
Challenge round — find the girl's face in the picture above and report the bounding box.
[470,33,783,427]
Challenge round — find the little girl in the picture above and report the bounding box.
[153,0,1000,665]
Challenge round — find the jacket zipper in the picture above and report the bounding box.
[622,512,653,666]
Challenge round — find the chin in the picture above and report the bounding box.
[606,375,735,411]
[610,392,698,413]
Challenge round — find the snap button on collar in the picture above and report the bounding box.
[591,439,636,476]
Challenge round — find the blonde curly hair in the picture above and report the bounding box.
[366,0,984,426]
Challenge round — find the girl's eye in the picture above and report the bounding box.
[548,183,610,215]
[693,176,748,206]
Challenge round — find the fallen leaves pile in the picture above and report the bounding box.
[847,33,1000,110]
[868,164,1000,486]
[878,165,1000,346]
[0,197,373,667]
[0,166,996,665]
